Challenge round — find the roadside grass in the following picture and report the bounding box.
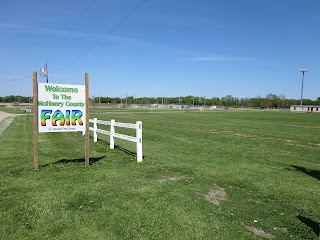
[0,111,319,239]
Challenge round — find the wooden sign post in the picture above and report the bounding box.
[85,73,89,166]
[33,72,39,170]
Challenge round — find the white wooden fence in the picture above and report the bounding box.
[84,118,143,162]
[21,108,32,112]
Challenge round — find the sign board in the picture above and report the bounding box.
[38,83,86,133]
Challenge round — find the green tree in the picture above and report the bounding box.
[221,95,234,107]
[3,95,16,102]
[183,96,194,105]
[211,97,221,106]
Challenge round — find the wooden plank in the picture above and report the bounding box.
[110,119,115,149]
[96,120,111,125]
[114,122,136,129]
[96,128,110,136]
[85,73,89,166]
[114,133,136,142]
[33,72,39,170]
[136,121,143,162]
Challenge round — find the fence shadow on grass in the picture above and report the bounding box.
[297,215,320,237]
[40,156,106,168]
[96,138,144,159]
[291,165,320,181]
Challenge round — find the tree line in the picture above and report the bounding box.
[2,94,320,109]
[91,94,320,108]
[0,95,31,103]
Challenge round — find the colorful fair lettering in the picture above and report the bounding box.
[41,110,83,126]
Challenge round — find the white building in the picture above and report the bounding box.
[290,105,320,113]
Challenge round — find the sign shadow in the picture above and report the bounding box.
[291,165,320,181]
[297,215,320,238]
[40,156,105,168]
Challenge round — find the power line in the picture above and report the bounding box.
[55,0,96,52]
[1,0,96,84]
[55,0,148,73]
[0,75,32,83]
[46,0,96,62]
[1,0,147,83]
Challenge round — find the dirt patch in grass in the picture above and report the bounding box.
[158,175,186,182]
[204,187,228,205]
[244,225,274,238]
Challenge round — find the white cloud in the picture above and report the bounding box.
[182,56,250,61]
[0,23,102,40]
[183,57,226,61]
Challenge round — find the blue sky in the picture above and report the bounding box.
[0,0,319,99]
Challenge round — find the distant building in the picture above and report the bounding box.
[290,105,320,112]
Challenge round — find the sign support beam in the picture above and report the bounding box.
[33,72,39,170]
[85,73,89,166]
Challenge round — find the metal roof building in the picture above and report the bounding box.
[290,105,320,112]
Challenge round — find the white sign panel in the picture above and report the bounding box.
[38,83,86,133]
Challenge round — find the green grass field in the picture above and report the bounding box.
[0,110,319,239]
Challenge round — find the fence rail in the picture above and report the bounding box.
[84,118,143,162]
[97,120,111,125]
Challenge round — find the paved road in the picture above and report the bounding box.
[0,112,17,137]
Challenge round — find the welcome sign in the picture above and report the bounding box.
[38,83,86,133]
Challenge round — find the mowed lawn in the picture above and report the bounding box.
[0,110,319,239]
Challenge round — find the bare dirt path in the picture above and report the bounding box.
[0,112,18,137]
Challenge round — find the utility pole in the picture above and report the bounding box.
[45,61,48,83]
[99,91,101,107]
[192,98,195,111]
[125,93,128,109]
[204,96,206,107]
[300,69,307,106]
[40,61,48,83]
[166,96,168,110]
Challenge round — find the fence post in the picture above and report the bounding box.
[136,121,142,162]
[110,119,115,149]
[93,118,97,142]
[82,131,85,136]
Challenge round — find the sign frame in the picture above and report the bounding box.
[33,72,90,169]
[37,82,86,133]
